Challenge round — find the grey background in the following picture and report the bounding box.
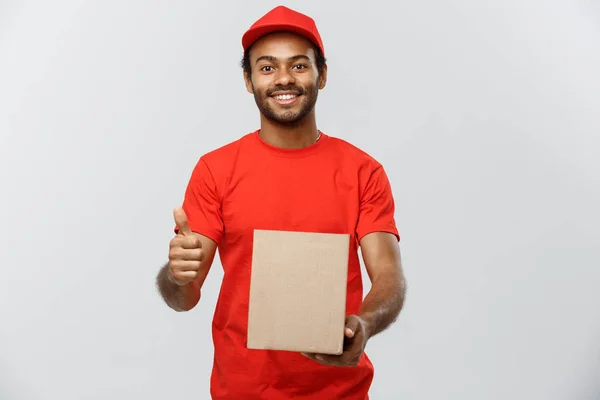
[1,0,599,399]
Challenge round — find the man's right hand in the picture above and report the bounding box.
[168,207,204,286]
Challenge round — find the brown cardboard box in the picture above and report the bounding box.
[247,229,350,355]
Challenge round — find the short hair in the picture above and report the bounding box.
[241,43,327,76]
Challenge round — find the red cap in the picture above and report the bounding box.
[242,6,325,56]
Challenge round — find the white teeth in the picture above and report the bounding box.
[275,94,296,100]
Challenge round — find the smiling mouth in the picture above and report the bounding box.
[271,93,300,105]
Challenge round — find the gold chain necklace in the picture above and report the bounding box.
[314,131,322,144]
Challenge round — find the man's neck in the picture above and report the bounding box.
[258,113,320,149]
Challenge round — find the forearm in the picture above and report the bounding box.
[156,263,200,312]
[359,270,406,339]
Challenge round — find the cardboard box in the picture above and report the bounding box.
[247,229,350,355]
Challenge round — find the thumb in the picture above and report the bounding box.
[173,207,192,236]
[345,315,360,338]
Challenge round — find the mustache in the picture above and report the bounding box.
[266,86,305,96]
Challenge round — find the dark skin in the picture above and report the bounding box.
[243,31,327,149]
[157,32,407,367]
[156,208,217,312]
[244,32,406,367]
[302,232,406,367]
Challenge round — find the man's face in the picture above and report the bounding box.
[244,32,327,126]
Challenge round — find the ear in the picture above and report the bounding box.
[318,64,328,90]
[244,71,254,94]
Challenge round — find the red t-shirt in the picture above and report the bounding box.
[180,130,399,400]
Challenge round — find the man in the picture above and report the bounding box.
[156,5,406,400]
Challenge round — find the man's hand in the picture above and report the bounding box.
[302,315,370,367]
[167,207,204,286]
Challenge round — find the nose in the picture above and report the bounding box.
[274,68,295,86]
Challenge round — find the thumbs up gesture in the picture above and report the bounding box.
[168,207,204,286]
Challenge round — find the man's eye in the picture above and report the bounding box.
[293,64,307,70]
[261,66,273,72]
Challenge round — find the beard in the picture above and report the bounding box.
[252,82,319,126]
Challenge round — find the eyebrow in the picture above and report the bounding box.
[254,55,311,65]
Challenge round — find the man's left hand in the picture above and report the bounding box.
[302,314,370,367]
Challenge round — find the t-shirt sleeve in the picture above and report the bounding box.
[355,165,400,243]
[174,157,224,245]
